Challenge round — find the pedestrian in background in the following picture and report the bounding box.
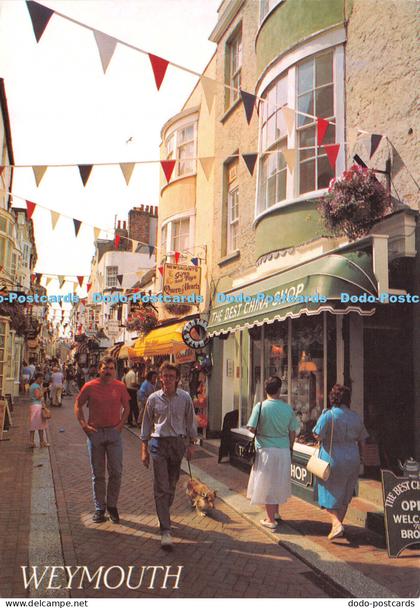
[137,370,157,426]
[29,373,49,448]
[74,357,130,524]
[247,376,299,529]
[313,384,368,540]
[140,362,197,548]
[123,364,140,427]
[50,366,64,406]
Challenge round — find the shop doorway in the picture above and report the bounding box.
[364,308,414,473]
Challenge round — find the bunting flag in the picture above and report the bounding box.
[242,153,258,176]
[240,90,256,124]
[199,157,214,180]
[119,162,135,185]
[131,240,138,253]
[58,276,65,288]
[370,134,383,159]
[390,142,404,178]
[59,301,63,308]
[77,276,84,288]
[136,271,143,279]
[174,251,180,264]
[201,76,217,113]
[26,200,36,219]
[35,273,42,282]
[73,219,82,237]
[282,148,297,172]
[78,164,93,186]
[191,258,198,266]
[0,167,4,176]
[117,274,123,286]
[45,277,52,287]
[161,160,176,183]
[148,245,154,258]
[50,210,60,230]
[158,266,164,276]
[31,274,36,283]
[317,118,330,146]
[148,53,169,90]
[26,1,54,43]
[32,165,47,186]
[93,30,117,74]
[324,144,340,168]
[115,234,121,249]
[93,227,101,241]
[281,107,295,137]
[86,283,92,293]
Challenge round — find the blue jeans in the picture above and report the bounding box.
[87,428,123,510]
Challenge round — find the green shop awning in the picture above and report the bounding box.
[207,248,377,336]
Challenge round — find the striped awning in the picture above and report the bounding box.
[76,342,89,354]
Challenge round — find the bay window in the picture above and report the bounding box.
[164,121,196,180]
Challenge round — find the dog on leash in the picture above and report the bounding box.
[186,478,217,516]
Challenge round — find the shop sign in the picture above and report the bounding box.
[105,320,119,338]
[291,462,313,487]
[381,470,420,558]
[174,347,196,364]
[163,263,201,297]
[182,319,209,349]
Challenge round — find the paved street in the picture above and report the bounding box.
[1,396,419,599]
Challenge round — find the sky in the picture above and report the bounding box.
[0,0,220,300]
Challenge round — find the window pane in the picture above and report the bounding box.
[297,92,313,126]
[315,85,334,119]
[258,157,268,211]
[299,127,316,160]
[276,169,287,201]
[179,125,194,143]
[267,174,276,207]
[276,77,287,107]
[317,155,334,189]
[316,52,333,87]
[267,115,276,147]
[267,86,276,117]
[276,107,286,139]
[298,59,313,94]
[300,159,315,194]
[323,123,336,145]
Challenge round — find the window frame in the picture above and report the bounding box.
[160,212,195,258]
[225,26,242,110]
[227,183,239,254]
[106,266,118,289]
[164,120,197,180]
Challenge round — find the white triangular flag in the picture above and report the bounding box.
[93,30,117,73]
[132,240,138,253]
[120,163,135,185]
[283,148,297,172]
[199,157,215,180]
[281,107,295,138]
[50,210,60,230]
[32,166,47,186]
[93,227,101,241]
[201,76,217,113]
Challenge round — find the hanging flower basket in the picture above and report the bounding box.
[126,306,158,333]
[319,164,392,241]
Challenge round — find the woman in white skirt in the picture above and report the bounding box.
[247,376,299,529]
[29,373,49,448]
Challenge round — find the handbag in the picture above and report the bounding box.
[242,403,262,464]
[41,406,52,420]
[307,410,335,481]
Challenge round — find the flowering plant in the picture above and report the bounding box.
[126,305,158,333]
[319,164,392,241]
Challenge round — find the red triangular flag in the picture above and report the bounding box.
[324,144,340,168]
[148,53,169,91]
[26,200,36,219]
[158,266,164,276]
[77,276,84,288]
[26,1,54,43]
[317,118,330,146]
[240,90,256,124]
[174,251,180,264]
[87,283,92,293]
[115,235,121,249]
[161,160,176,183]
[31,274,36,283]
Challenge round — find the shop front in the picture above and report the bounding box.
[207,242,382,501]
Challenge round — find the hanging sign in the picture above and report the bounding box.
[174,347,196,365]
[163,263,201,298]
[381,469,420,558]
[105,319,120,338]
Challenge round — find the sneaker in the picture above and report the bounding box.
[92,509,107,523]
[260,519,277,529]
[107,506,120,524]
[274,514,282,523]
[327,524,344,540]
[161,531,173,549]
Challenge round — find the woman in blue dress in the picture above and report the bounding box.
[313,384,368,540]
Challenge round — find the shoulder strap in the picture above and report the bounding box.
[328,409,335,453]
[253,403,262,437]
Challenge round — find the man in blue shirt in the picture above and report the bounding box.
[137,370,157,425]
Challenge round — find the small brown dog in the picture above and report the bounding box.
[186,478,217,516]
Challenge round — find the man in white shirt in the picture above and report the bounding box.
[50,367,64,406]
[123,365,139,427]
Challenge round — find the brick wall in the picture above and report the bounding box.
[128,205,158,246]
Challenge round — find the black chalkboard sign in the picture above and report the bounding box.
[381,470,420,558]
